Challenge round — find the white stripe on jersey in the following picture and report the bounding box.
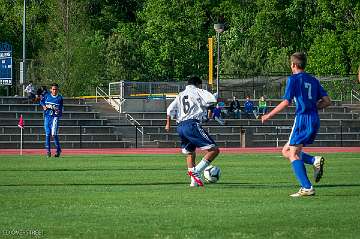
[167,85,216,123]
[51,117,58,136]
[196,122,211,141]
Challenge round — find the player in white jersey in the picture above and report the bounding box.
[165,76,220,187]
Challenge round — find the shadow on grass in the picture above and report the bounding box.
[219,182,293,189]
[1,182,360,189]
[219,182,360,189]
[0,182,187,187]
[316,184,360,188]
[0,168,179,172]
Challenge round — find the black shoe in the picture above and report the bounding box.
[54,151,61,158]
[47,152,51,158]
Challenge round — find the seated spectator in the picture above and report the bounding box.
[24,81,36,102]
[257,96,268,116]
[210,103,225,125]
[229,96,241,119]
[217,101,228,117]
[243,95,258,119]
[35,85,49,103]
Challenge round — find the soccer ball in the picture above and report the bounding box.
[203,165,221,183]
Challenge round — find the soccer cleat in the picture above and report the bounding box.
[54,151,61,158]
[290,187,315,197]
[46,152,51,158]
[313,156,325,183]
[187,170,204,187]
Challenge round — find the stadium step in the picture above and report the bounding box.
[0,141,131,149]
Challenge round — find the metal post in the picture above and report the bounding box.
[135,125,138,148]
[340,121,343,147]
[216,31,220,98]
[214,23,224,98]
[79,125,82,148]
[240,128,246,148]
[22,0,26,85]
[252,77,255,99]
[95,87,98,103]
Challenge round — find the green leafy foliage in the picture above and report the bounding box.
[307,31,347,75]
[1,0,360,96]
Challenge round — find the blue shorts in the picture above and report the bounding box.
[44,115,60,136]
[177,119,216,154]
[289,113,320,146]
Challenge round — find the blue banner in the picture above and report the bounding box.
[0,42,13,85]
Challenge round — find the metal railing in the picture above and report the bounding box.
[125,113,144,146]
[96,86,144,146]
[95,86,125,111]
[351,89,360,104]
[2,123,358,148]
[107,81,212,99]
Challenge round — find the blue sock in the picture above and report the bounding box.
[45,134,51,152]
[300,152,315,165]
[54,135,61,152]
[291,160,312,189]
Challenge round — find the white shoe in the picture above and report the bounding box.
[290,187,315,197]
[313,156,325,183]
[188,170,204,187]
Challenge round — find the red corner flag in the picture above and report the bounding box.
[18,115,24,129]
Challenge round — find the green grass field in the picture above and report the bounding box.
[0,152,359,239]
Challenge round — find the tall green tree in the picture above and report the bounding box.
[105,23,145,82]
[218,0,259,76]
[37,0,106,96]
[84,0,144,35]
[138,0,209,80]
[307,31,347,75]
[0,0,49,58]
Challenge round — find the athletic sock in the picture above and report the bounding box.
[300,152,315,165]
[291,160,312,189]
[45,135,51,152]
[195,159,210,173]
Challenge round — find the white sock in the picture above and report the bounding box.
[195,159,210,173]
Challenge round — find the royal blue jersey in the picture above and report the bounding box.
[212,107,222,118]
[244,100,254,113]
[40,93,64,117]
[283,72,328,115]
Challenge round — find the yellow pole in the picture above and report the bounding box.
[208,37,213,86]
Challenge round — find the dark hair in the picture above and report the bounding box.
[187,76,202,86]
[51,83,59,88]
[291,52,307,69]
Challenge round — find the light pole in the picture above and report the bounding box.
[214,23,224,98]
[21,0,26,96]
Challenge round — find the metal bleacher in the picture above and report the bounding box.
[0,96,129,149]
[1,95,359,149]
[91,79,360,148]
[121,99,360,148]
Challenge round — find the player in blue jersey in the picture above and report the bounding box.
[262,52,331,197]
[40,83,64,158]
[165,76,219,187]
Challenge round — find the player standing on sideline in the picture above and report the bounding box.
[165,76,219,187]
[40,83,64,158]
[262,52,331,197]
